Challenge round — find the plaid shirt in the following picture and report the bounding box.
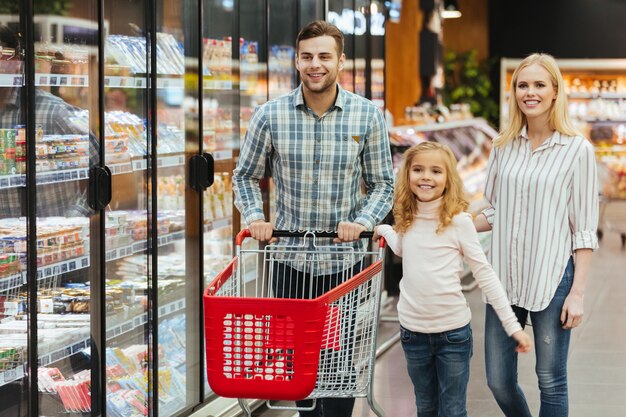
[233,84,394,275]
[0,88,97,218]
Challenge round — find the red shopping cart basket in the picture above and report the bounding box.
[204,229,385,402]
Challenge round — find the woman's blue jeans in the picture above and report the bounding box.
[400,323,473,417]
[485,257,574,417]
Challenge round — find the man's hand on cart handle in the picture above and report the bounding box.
[335,221,367,243]
[249,220,277,243]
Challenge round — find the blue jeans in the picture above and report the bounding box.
[400,323,473,417]
[485,257,574,417]
[272,261,363,417]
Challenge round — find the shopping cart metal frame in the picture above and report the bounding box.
[204,229,387,417]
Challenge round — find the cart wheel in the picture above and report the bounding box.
[621,233,626,249]
[597,229,603,240]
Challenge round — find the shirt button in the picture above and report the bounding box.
[315,160,320,164]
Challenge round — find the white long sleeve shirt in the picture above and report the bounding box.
[482,129,599,311]
[378,198,522,336]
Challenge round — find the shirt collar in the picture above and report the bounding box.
[519,125,568,148]
[293,83,345,113]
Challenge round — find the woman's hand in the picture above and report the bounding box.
[512,330,533,353]
[561,292,584,329]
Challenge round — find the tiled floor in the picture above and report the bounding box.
[255,231,626,417]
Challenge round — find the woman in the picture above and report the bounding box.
[474,53,599,417]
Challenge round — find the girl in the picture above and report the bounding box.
[475,53,598,417]
[374,141,532,417]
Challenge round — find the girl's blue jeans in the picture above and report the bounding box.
[400,323,473,417]
[485,256,574,417]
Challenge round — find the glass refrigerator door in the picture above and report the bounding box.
[0,8,27,417]
[102,0,152,415]
[329,0,355,92]
[154,0,202,413]
[201,0,236,398]
[268,0,296,100]
[370,0,385,109]
[238,1,269,228]
[30,2,100,416]
[354,0,368,97]
[240,0,268,128]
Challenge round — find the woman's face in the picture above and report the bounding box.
[515,63,556,123]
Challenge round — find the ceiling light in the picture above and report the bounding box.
[441,0,462,19]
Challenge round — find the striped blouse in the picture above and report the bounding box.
[481,128,599,311]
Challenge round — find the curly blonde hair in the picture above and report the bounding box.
[393,142,469,234]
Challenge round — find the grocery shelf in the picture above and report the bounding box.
[203,217,232,233]
[37,298,185,368]
[131,231,185,253]
[35,74,88,87]
[106,230,187,263]
[0,364,25,386]
[212,150,233,161]
[0,274,23,293]
[0,73,184,89]
[0,168,89,190]
[203,79,233,90]
[105,244,135,262]
[0,73,23,87]
[34,255,90,281]
[0,175,26,189]
[104,76,148,88]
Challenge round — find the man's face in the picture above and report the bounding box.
[295,35,344,96]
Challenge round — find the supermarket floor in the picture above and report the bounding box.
[253,232,626,417]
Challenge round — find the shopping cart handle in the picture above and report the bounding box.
[236,229,385,248]
[271,230,374,239]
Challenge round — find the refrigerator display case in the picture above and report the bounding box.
[328,0,386,108]
[500,58,626,198]
[0,1,386,416]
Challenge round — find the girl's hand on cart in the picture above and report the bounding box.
[249,220,277,243]
[335,221,367,242]
[512,330,533,353]
[372,226,382,242]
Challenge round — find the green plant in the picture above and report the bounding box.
[0,0,73,15]
[443,49,499,127]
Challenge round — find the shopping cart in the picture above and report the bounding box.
[597,161,626,248]
[599,195,626,248]
[204,229,387,416]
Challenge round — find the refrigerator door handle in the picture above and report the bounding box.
[189,153,215,191]
[88,166,112,210]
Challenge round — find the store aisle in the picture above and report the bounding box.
[256,232,626,417]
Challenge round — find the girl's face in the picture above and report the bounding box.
[409,150,447,203]
[515,63,556,123]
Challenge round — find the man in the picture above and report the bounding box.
[233,20,394,417]
[0,25,96,218]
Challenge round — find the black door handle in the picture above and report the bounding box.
[189,153,215,191]
[88,166,112,210]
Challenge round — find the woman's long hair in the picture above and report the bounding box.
[393,141,469,234]
[495,53,582,148]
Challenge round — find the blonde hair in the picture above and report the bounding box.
[393,142,469,234]
[495,53,582,148]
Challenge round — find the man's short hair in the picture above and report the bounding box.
[296,20,344,56]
